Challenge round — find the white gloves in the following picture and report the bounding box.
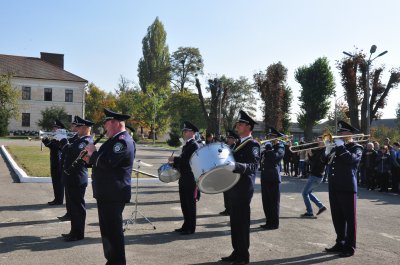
[225,161,236,172]
[334,139,344,146]
[54,133,67,141]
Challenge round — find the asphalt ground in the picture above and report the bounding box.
[0,139,399,264]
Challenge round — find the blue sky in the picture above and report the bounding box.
[1,0,399,121]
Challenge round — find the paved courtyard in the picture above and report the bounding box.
[0,140,399,264]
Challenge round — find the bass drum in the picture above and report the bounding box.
[158,163,181,183]
[190,142,240,194]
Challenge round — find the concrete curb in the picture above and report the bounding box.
[0,145,162,184]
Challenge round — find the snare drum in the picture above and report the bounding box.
[158,163,181,183]
[190,142,240,194]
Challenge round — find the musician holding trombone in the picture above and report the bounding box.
[259,127,285,230]
[60,116,94,242]
[325,121,363,258]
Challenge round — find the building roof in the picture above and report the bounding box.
[0,53,87,83]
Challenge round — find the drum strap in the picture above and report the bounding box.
[233,138,252,153]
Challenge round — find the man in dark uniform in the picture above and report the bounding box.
[83,108,135,265]
[61,116,94,242]
[42,119,66,205]
[221,110,260,265]
[57,123,79,221]
[219,130,239,216]
[168,121,200,235]
[259,127,285,230]
[325,121,363,258]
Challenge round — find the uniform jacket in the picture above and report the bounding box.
[90,131,135,203]
[231,137,260,194]
[43,139,61,176]
[375,151,392,174]
[361,149,378,170]
[328,142,363,193]
[62,135,92,186]
[173,138,199,186]
[260,142,284,183]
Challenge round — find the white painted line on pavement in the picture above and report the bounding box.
[379,233,400,241]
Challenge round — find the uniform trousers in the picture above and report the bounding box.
[178,181,196,231]
[66,183,87,237]
[97,201,126,265]
[329,191,357,249]
[227,186,253,261]
[260,179,280,228]
[51,167,64,203]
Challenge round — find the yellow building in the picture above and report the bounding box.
[0,52,87,133]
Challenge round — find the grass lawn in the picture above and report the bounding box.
[5,145,149,178]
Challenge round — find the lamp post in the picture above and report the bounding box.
[343,45,388,134]
[334,94,346,134]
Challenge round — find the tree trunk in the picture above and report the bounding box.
[304,121,314,142]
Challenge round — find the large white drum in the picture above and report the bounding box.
[190,142,240,194]
[158,163,181,183]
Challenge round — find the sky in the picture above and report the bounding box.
[1,0,400,121]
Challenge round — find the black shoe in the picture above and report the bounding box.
[325,243,344,253]
[61,233,71,238]
[64,234,83,242]
[180,230,194,235]
[339,247,355,257]
[264,225,279,230]
[300,212,315,218]
[317,206,327,215]
[57,214,71,221]
[219,210,230,216]
[230,259,249,265]
[174,228,184,233]
[221,255,236,262]
[259,224,268,229]
[48,200,62,206]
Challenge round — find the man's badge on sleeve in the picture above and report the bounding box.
[252,147,260,157]
[78,142,87,149]
[113,142,124,153]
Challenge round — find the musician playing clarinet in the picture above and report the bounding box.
[61,116,94,242]
[221,110,260,265]
[325,121,363,258]
[83,108,135,265]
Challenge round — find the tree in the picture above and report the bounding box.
[295,57,335,141]
[137,17,171,138]
[337,50,400,133]
[138,17,171,94]
[0,74,19,136]
[37,106,69,131]
[396,103,400,129]
[221,76,256,132]
[254,62,291,132]
[85,82,116,132]
[170,47,204,92]
[326,101,350,133]
[281,86,293,134]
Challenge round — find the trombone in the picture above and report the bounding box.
[289,133,369,153]
[39,129,76,139]
[260,134,292,145]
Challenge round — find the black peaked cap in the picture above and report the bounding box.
[337,120,360,133]
[182,121,199,132]
[237,110,258,126]
[267,126,285,137]
[104,108,131,121]
[72,116,94,127]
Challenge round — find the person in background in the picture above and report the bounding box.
[361,143,378,190]
[375,145,392,192]
[390,142,400,193]
[283,141,292,176]
[206,132,215,144]
[291,142,300,177]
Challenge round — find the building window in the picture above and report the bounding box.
[65,89,73,102]
[22,86,31,100]
[22,113,30,127]
[44,88,52,101]
[67,115,73,122]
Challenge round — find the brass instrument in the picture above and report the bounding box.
[39,129,76,139]
[289,133,370,153]
[260,135,293,145]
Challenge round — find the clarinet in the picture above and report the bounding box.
[64,130,107,175]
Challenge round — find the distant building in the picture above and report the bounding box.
[0,52,87,132]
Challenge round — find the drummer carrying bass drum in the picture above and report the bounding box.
[168,121,200,235]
